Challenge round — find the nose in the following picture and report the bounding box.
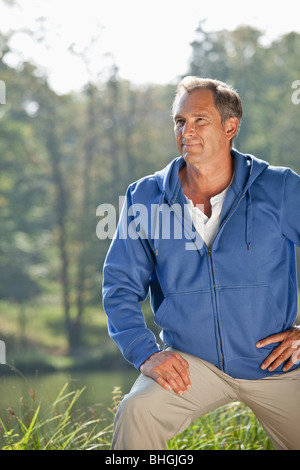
[182,120,195,138]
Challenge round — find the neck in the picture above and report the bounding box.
[179,153,233,215]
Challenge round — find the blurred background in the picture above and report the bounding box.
[0,0,300,437]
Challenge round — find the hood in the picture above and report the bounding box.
[154,149,269,251]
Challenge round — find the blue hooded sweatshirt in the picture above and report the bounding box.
[102,149,300,380]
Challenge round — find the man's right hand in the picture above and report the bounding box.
[140,350,191,395]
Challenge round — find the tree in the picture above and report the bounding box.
[188,24,300,170]
[188,24,300,284]
[0,47,51,343]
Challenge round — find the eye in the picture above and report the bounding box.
[175,118,184,126]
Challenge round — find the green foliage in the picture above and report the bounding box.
[0,299,114,372]
[0,382,113,450]
[0,382,273,450]
[1,23,300,352]
[167,401,274,450]
[189,23,300,172]
[0,62,50,303]
[0,19,298,452]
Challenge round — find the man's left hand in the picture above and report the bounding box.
[256,326,300,372]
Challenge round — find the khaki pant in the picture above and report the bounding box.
[112,349,300,450]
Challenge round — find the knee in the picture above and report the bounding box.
[116,390,149,423]
[112,386,167,450]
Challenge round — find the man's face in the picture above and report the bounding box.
[173,88,234,165]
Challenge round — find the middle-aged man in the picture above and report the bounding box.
[102,76,300,450]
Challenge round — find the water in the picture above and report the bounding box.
[0,368,139,424]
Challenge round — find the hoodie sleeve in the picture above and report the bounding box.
[281,168,300,246]
[102,184,161,370]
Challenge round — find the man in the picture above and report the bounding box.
[102,76,300,450]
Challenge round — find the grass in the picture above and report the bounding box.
[0,381,116,450]
[0,298,275,450]
[167,401,274,450]
[0,381,274,450]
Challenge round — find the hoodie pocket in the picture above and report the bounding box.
[218,285,283,363]
[153,290,220,365]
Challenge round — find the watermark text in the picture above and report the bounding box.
[291,340,300,365]
[0,340,6,364]
[96,198,205,251]
[0,80,6,105]
[291,80,300,105]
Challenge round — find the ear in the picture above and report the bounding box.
[224,117,239,141]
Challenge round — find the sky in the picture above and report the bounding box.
[1,0,300,94]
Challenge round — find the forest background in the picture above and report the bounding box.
[1,4,300,378]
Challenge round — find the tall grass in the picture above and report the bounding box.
[167,401,274,450]
[0,382,273,450]
[0,382,116,450]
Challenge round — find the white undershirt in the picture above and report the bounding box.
[184,185,230,248]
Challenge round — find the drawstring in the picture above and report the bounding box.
[246,188,252,251]
[154,191,167,256]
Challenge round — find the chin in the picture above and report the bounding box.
[182,153,202,163]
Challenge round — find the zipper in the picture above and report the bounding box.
[170,199,226,369]
[205,194,245,372]
[207,247,225,371]
[169,193,245,372]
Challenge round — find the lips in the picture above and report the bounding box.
[183,142,198,147]
[182,142,200,150]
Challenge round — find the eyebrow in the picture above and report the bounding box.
[173,112,211,121]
